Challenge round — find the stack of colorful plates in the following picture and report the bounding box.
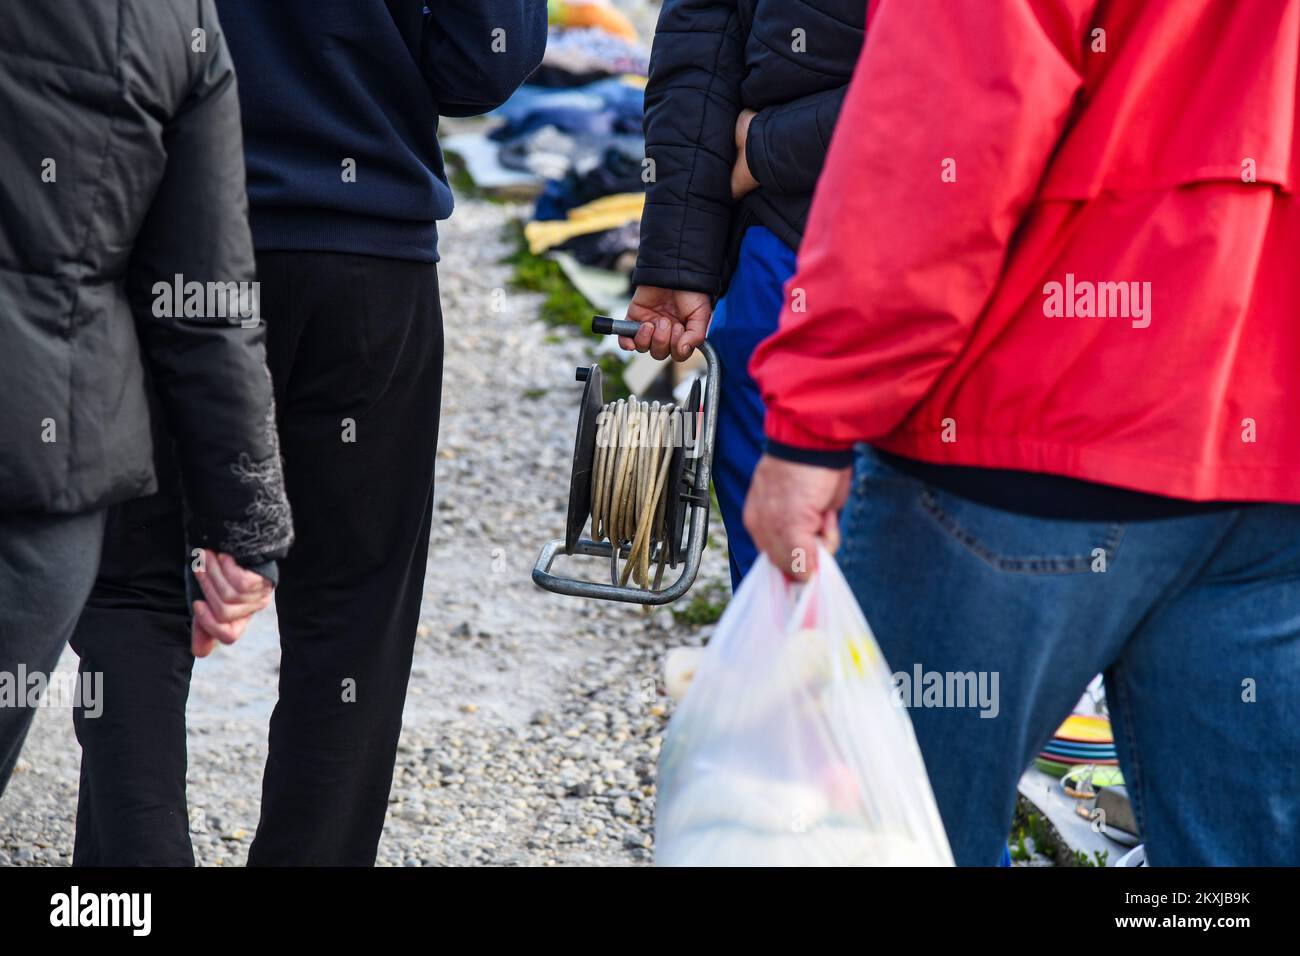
[1034,713,1118,777]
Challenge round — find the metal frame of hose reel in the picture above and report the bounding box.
[532,316,719,606]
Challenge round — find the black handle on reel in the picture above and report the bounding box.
[591,315,643,338]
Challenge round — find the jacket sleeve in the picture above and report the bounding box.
[126,0,292,566]
[745,86,847,197]
[413,0,548,117]
[751,0,1096,455]
[631,0,745,296]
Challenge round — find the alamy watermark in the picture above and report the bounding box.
[50,886,150,936]
[0,666,102,718]
[595,406,702,458]
[1043,272,1151,329]
[152,273,260,327]
[891,664,1000,718]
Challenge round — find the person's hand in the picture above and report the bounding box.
[744,454,851,581]
[731,108,759,200]
[619,285,712,361]
[191,550,274,658]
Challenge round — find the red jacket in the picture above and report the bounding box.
[751,0,1300,502]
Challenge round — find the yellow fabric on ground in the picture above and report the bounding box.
[549,1,640,42]
[524,193,645,254]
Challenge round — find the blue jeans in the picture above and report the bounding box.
[708,226,798,589]
[839,446,1300,866]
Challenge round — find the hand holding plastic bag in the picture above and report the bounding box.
[655,549,953,866]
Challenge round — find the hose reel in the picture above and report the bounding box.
[532,316,719,606]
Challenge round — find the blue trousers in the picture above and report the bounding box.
[708,226,798,590]
[839,446,1300,866]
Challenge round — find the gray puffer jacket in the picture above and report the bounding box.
[0,0,292,563]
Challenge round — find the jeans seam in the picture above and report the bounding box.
[1108,668,1148,847]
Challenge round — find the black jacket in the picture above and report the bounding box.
[0,0,293,564]
[633,0,866,296]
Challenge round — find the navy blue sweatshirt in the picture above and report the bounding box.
[215,1,547,262]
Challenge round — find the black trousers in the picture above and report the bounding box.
[71,252,444,865]
[0,508,105,797]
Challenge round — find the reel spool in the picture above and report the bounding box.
[533,315,719,606]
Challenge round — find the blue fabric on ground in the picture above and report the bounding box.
[489,102,643,143]
[707,226,797,590]
[534,143,647,220]
[491,78,645,122]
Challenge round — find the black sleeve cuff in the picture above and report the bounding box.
[765,439,856,469]
[630,263,722,297]
[237,558,279,587]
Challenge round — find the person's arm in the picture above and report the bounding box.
[631,0,745,296]
[751,0,1095,462]
[744,86,848,197]
[126,1,292,578]
[408,0,548,117]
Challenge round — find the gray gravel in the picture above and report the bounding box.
[0,194,729,867]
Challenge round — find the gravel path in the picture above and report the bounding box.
[0,194,728,867]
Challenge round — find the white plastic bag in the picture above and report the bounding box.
[655,549,954,866]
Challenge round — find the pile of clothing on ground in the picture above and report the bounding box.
[443,0,652,315]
